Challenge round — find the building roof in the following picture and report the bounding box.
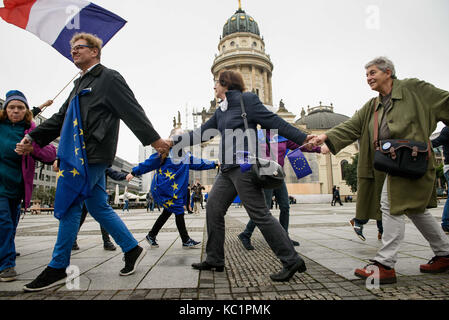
[295,105,349,130]
[222,8,260,38]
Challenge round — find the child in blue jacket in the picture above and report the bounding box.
[127,137,217,248]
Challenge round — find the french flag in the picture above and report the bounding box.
[0,0,126,61]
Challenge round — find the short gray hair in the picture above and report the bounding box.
[365,56,397,79]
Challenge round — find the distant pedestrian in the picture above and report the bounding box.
[331,185,337,206]
[122,189,130,213]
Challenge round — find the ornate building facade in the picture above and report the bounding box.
[185,3,358,200]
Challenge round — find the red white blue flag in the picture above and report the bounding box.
[0,0,126,60]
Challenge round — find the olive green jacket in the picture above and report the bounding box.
[325,78,449,218]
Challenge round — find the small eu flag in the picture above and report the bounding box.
[54,89,91,220]
[287,147,312,179]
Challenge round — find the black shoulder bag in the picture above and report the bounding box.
[372,100,430,179]
[239,95,286,189]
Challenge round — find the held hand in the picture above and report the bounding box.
[52,160,59,172]
[15,137,33,155]
[126,173,134,182]
[151,138,172,154]
[15,143,34,155]
[321,145,330,154]
[310,134,328,146]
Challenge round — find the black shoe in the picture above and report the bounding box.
[238,233,255,250]
[270,258,307,282]
[120,245,146,276]
[103,241,116,251]
[442,226,449,234]
[191,261,224,272]
[15,252,20,257]
[291,240,300,247]
[23,267,67,292]
[72,242,80,250]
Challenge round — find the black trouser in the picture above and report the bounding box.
[148,209,190,243]
[205,167,301,268]
[76,204,112,243]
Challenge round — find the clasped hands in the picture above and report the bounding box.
[15,136,34,155]
[304,134,330,154]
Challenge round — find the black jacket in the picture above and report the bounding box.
[173,90,308,171]
[29,64,160,165]
[432,126,449,165]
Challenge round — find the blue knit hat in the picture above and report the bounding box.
[3,90,29,109]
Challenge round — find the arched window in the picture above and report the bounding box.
[341,160,349,180]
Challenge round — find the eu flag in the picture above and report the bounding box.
[287,147,312,179]
[54,89,91,219]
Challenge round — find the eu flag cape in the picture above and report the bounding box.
[54,89,91,219]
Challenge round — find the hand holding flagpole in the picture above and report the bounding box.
[40,71,82,113]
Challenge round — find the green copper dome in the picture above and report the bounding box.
[222,8,260,38]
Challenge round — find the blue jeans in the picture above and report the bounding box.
[442,171,449,228]
[0,197,21,271]
[242,180,291,238]
[48,164,138,269]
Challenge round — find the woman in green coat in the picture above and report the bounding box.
[313,57,449,285]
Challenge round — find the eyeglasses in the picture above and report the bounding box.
[71,44,93,52]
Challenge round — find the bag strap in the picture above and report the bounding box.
[239,95,277,161]
[372,98,379,150]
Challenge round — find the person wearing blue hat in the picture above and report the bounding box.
[0,90,57,282]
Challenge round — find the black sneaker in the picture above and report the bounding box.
[72,241,80,250]
[103,241,117,251]
[120,245,146,276]
[349,218,366,241]
[238,233,255,250]
[182,238,201,249]
[23,266,67,292]
[145,234,159,248]
[442,226,449,234]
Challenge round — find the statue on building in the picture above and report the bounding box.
[173,116,176,128]
[201,108,207,124]
[278,99,286,112]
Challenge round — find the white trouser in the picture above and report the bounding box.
[373,178,449,268]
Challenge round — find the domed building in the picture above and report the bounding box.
[185,2,358,201]
[211,4,273,106]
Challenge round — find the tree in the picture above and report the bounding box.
[343,153,358,193]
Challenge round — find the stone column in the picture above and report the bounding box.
[263,69,269,104]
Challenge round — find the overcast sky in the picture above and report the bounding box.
[1,0,448,163]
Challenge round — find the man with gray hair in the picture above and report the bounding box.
[312,56,449,284]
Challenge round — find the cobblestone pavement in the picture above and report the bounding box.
[1,203,449,300]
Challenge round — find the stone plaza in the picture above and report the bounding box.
[1,202,449,300]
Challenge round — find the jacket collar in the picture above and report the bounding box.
[224,90,243,105]
[374,78,402,111]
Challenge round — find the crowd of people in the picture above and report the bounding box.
[1,32,449,290]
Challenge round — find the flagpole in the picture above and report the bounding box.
[40,71,81,113]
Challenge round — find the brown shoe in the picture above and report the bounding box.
[420,256,449,273]
[354,261,396,284]
[377,232,382,240]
